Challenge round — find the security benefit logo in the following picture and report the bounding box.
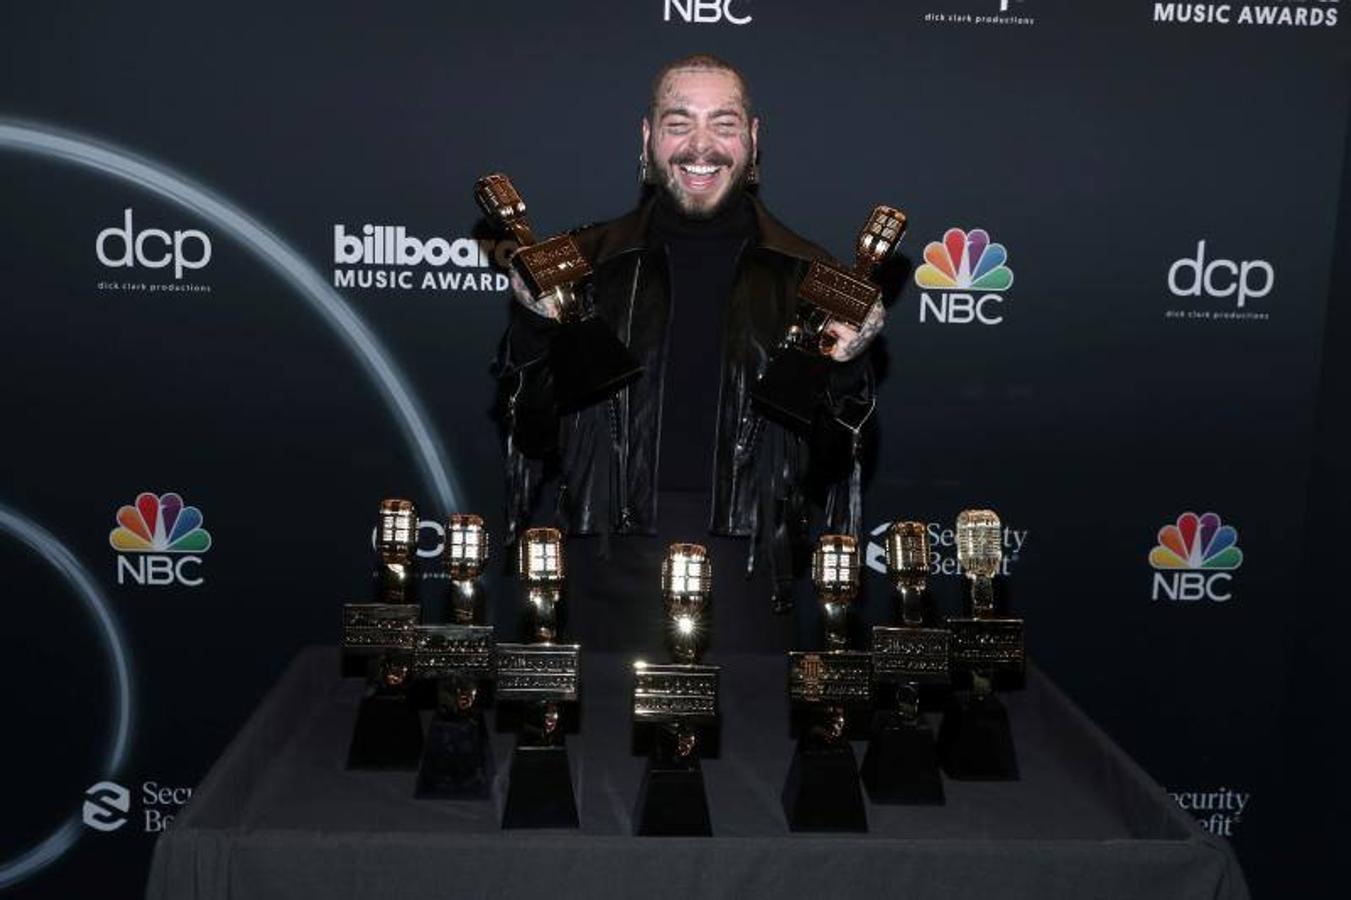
[914,227,1015,326]
[865,519,1029,576]
[109,491,212,587]
[1149,511,1243,602]
[662,0,753,24]
[96,208,213,294]
[1153,0,1339,27]
[1166,240,1274,323]
[83,780,193,834]
[1170,786,1250,837]
[332,224,514,293]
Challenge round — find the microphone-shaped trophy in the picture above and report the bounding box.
[476,172,642,412]
[782,535,870,831]
[498,527,581,829]
[343,498,424,768]
[411,514,497,798]
[631,543,720,836]
[937,509,1025,780]
[752,205,906,430]
[861,521,950,804]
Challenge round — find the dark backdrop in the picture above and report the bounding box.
[0,2,1347,897]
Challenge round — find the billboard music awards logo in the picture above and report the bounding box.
[109,491,212,587]
[865,520,1029,576]
[1153,0,1339,27]
[1166,240,1274,322]
[332,224,514,293]
[83,780,193,834]
[914,227,1015,326]
[1149,511,1243,602]
[921,1,1035,27]
[663,0,753,24]
[1169,786,1250,836]
[96,208,213,294]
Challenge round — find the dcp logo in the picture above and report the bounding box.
[82,781,129,832]
[664,0,753,25]
[96,208,212,280]
[1168,241,1273,309]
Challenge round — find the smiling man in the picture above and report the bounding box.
[496,55,882,649]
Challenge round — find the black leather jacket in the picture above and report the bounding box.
[495,192,875,601]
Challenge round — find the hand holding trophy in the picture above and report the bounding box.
[752,205,906,429]
[476,172,642,411]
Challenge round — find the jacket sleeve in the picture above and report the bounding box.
[815,355,876,537]
[494,303,564,542]
[495,302,562,457]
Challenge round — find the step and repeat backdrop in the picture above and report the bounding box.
[1,1,1347,896]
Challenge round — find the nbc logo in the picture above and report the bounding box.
[1148,512,1242,602]
[110,492,212,587]
[914,227,1014,325]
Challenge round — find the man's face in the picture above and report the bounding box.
[643,68,758,220]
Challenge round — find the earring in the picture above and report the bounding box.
[746,156,760,186]
[638,152,649,186]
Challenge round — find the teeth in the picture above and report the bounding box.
[681,164,719,176]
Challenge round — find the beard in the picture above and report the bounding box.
[648,142,751,221]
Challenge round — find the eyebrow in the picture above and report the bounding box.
[659,106,745,122]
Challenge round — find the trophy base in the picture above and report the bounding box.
[549,317,643,413]
[860,717,945,805]
[502,744,579,829]
[414,710,495,799]
[346,694,424,770]
[781,738,868,832]
[751,348,831,431]
[634,737,712,837]
[937,692,1020,781]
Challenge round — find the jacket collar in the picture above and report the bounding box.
[585,191,829,266]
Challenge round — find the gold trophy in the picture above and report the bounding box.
[631,543,719,836]
[782,535,870,831]
[411,514,497,798]
[475,172,642,411]
[752,205,906,429]
[861,521,950,804]
[937,509,1024,780]
[498,527,581,828]
[344,499,424,768]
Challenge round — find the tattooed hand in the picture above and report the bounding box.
[822,302,885,362]
[508,265,562,321]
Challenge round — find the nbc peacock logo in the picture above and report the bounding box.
[109,491,212,587]
[1148,511,1242,603]
[914,227,1015,325]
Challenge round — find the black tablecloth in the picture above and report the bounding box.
[146,648,1248,900]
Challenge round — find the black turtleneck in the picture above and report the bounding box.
[649,193,757,494]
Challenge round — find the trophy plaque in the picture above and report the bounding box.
[782,535,870,832]
[631,543,719,836]
[413,514,498,798]
[475,172,642,412]
[499,527,581,829]
[861,521,950,804]
[344,498,425,769]
[937,509,1024,780]
[752,205,906,430]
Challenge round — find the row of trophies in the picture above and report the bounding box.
[339,500,1025,834]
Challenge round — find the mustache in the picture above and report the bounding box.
[669,150,735,168]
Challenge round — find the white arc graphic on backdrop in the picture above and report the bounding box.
[0,118,463,513]
[0,506,132,889]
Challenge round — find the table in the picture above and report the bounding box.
[146,648,1248,899]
